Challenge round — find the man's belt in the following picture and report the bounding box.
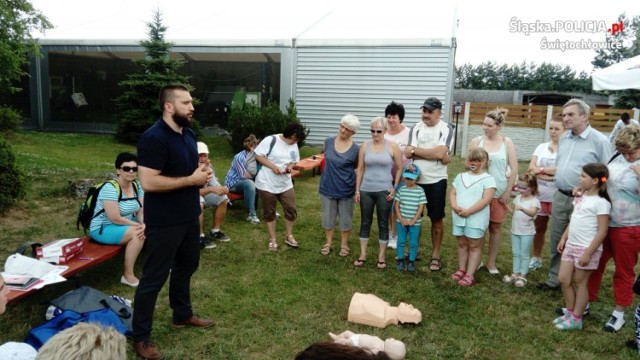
[558,189,574,197]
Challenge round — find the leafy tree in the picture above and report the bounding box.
[227,97,308,153]
[591,13,640,109]
[0,0,52,95]
[114,9,199,143]
[0,136,25,213]
[455,61,592,93]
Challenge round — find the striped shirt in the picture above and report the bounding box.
[225,150,250,188]
[90,180,143,232]
[396,185,427,225]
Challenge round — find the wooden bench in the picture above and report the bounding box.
[294,154,324,176]
[7,236,123,304]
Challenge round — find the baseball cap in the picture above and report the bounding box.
[420,97,442,111]
[197,142,209,154]
[402,163,420,180]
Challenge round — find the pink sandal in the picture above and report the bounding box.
[458,274,476,287]
[451,269,466,282]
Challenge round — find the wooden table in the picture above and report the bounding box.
[294,154,324,176]
[7,236,123,304]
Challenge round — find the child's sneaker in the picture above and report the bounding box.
[407,261,416,272]
[396,259,405,272]
[555,316,582,330]
[503,274,518,284]
[387,235,398,250]
[553,314,568,325]
[604,313,626,332]
[529,257,543,270]
[247,215,261,224]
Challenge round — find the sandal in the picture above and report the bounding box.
[320,243,332,255]
[353,259,367,267]
[429,258,442,271]
[268,240,278,252]
[339,246,351,257]
[451,269,466,282]
[514,277,528,288]
[377,261,387,269]
[458,274,476,287]
[503,274,518,284]
[285,235,299,248]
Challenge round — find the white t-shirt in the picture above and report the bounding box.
[254,134,300,194]
[511,195,540,235]
[385,126,410,176]
[532,142,558,202]
[409,120,453,184]
[567,195,611,249]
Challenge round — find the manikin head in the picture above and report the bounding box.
[397,303,422,324]
[383,338,406,360]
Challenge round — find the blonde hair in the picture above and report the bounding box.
[370,116,388,130]
[485,108,508,126]
[467,147,490,171]
[243,134,259,151]
[36,323,126,360]
[519,171,539,196]
[614,125,640,151]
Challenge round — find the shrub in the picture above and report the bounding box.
[227,97,309,152]
[0,136,26,213]
[0,105,23,132]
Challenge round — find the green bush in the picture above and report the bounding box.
[0,105,22,132]
[227,98,309,152]
[0,136,26,213]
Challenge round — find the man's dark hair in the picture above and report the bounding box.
[158,84,189,110]
[283,123,306,142]
[621,112,631,124]
[115,152,138,169]
[385,101,405,122]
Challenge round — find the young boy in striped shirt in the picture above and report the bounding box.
[394,164,427,272]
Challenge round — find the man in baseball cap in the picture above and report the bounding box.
[405,97,453,272]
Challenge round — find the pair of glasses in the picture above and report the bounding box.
[120,166,138,172]
[340,125,354,133]
[370,129,384,134]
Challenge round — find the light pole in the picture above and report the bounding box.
[453,102,462,155]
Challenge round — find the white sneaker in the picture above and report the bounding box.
[387,236,398,250]
[604,314,625,332]
[247,215,260,224]
[529,257,543,270]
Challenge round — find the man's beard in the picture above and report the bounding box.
[173,113,192,128]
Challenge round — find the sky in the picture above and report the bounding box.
[29,0,640,74]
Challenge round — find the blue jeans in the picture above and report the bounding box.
[396,221,420,261]
[229,179,257,217]
[359,190,392,242]
[511,234,533,275]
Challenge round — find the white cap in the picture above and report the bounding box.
[197,142,209,154]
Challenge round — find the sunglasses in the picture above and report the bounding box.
[370,129,384,134]
[120,166,138,172]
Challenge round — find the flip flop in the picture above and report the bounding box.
[320,243,332,255]
[429,258,442,271]
[377,261,387,269]
[285,235,299,248]
[353,259,366,267]
[268,241,278,252]
[339,247,351,257]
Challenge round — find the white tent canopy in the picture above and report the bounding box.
[592,55,640,91]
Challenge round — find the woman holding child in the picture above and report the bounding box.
[468,108,518,275]
[90,152,145,288]
[318,114,361,257]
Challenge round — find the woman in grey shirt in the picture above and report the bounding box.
[354,116,403,269]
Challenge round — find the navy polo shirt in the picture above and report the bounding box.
[137,119,201,226]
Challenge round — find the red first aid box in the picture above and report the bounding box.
[36,238,84,259]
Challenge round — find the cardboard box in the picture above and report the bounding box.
[38,246,82,264]
[36,238,84,258]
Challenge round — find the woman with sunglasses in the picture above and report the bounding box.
[354,117,403,269]
[90,152,145,288]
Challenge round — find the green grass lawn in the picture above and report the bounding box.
[0,131,636,359]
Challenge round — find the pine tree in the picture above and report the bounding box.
[114,9,194,143]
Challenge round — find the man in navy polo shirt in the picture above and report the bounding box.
[132,84,214,360]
